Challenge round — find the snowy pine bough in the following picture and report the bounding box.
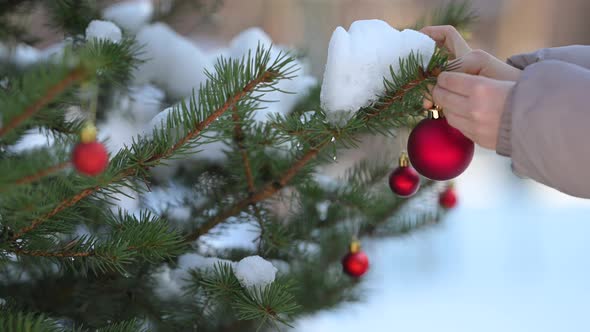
[0,0,476,331]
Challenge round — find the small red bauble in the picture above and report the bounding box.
[389,166,420,197]
[72,141,109,176]
[439,186,458,209]
[342,241,369,278]
[407,110,474,181]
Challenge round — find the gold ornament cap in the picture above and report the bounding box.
[80,123,97,143]
[428,105,445,119]
[349,240,361,254]
[398,151,410,167]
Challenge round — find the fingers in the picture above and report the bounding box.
[455,50,489,76]
[420,25,471,57]
[432,85,469,112]
[445,112,475,140]
[437,72,483,96]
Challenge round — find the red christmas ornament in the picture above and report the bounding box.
[72,124,109,176]
[341,240,369,278]
[439,185,458,209]
[407,108,474,181]
[389,152,420,197]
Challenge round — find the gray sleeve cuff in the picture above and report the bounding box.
[495,83,515,157]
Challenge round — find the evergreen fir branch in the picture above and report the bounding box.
[9,176,125,241]
[96,319,146,332]
[45,0,100,37]
[0,66,87,139]
[187,49,450,240]
[0,310,61,332]
[233,281,300,328]
[13,247,92,258]
[0,146,70,192]
[413,0,478,31]
[199,263,299,328]
[428,0,478,31]
[79,38,144,87]
[12,211,185,274]
[186,138,332,242]
[358,50,451,121]
[231,106,256,195]
[12,161,70,186]
[9,47,293,243]
[200,262,243,298]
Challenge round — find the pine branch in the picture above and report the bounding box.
[13,162,70,186]
[96,319,146,332]
[186,140,331,241]
[10,47,291,242]
[366,67,440,118]
[0,310,61,332]
[146,70,277,163]
[232,106,256,195]
[0,67,87,139]
[413,0,478,31]
[13,248,91,258]
[186,51,454,242]
[10,170,134,241]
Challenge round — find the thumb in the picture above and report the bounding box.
[455,50,490,76]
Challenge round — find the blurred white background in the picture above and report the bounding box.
[295,149,590,331]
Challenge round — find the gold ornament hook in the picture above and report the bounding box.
[349,240,361,254]
[398,151,410,167]
[428,105,445,119]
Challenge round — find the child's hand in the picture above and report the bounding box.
[419,25,521,150]
[431,72,514,150]
[421,26,521,82]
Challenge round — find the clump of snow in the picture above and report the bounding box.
[229,27,273,54]
[315,201,331,221]
[153,253,235,299]
[99,84,165,153]
[8,128,55,153]
[234,255,278,288]
[102,0,153,33]
[142,181,205,222]
[134,23,211,99]
[0,43,40,67]
[108,184,142,217]
[85,20,122,43]
[125,84,166,124]
[320,20,435,125]
[200,217,259,251]
[218,27,317,124]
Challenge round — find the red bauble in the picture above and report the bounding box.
[389,165,420,197]
[342,250,369,278]
[72,142,109,176]
[407,117,474,181]
[439,186,458,209]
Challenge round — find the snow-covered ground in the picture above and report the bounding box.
[296,147,590,332]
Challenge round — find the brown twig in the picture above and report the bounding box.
[231,107,256,195]
[14,161,70,186]
[0,67,87,138]
[185,141,330,242]
[10,168,135,241]
[146,71,275,163]
[13,248,92,257]
[366,66,442,117]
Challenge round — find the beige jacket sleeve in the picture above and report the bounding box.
[497,46,590,198]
